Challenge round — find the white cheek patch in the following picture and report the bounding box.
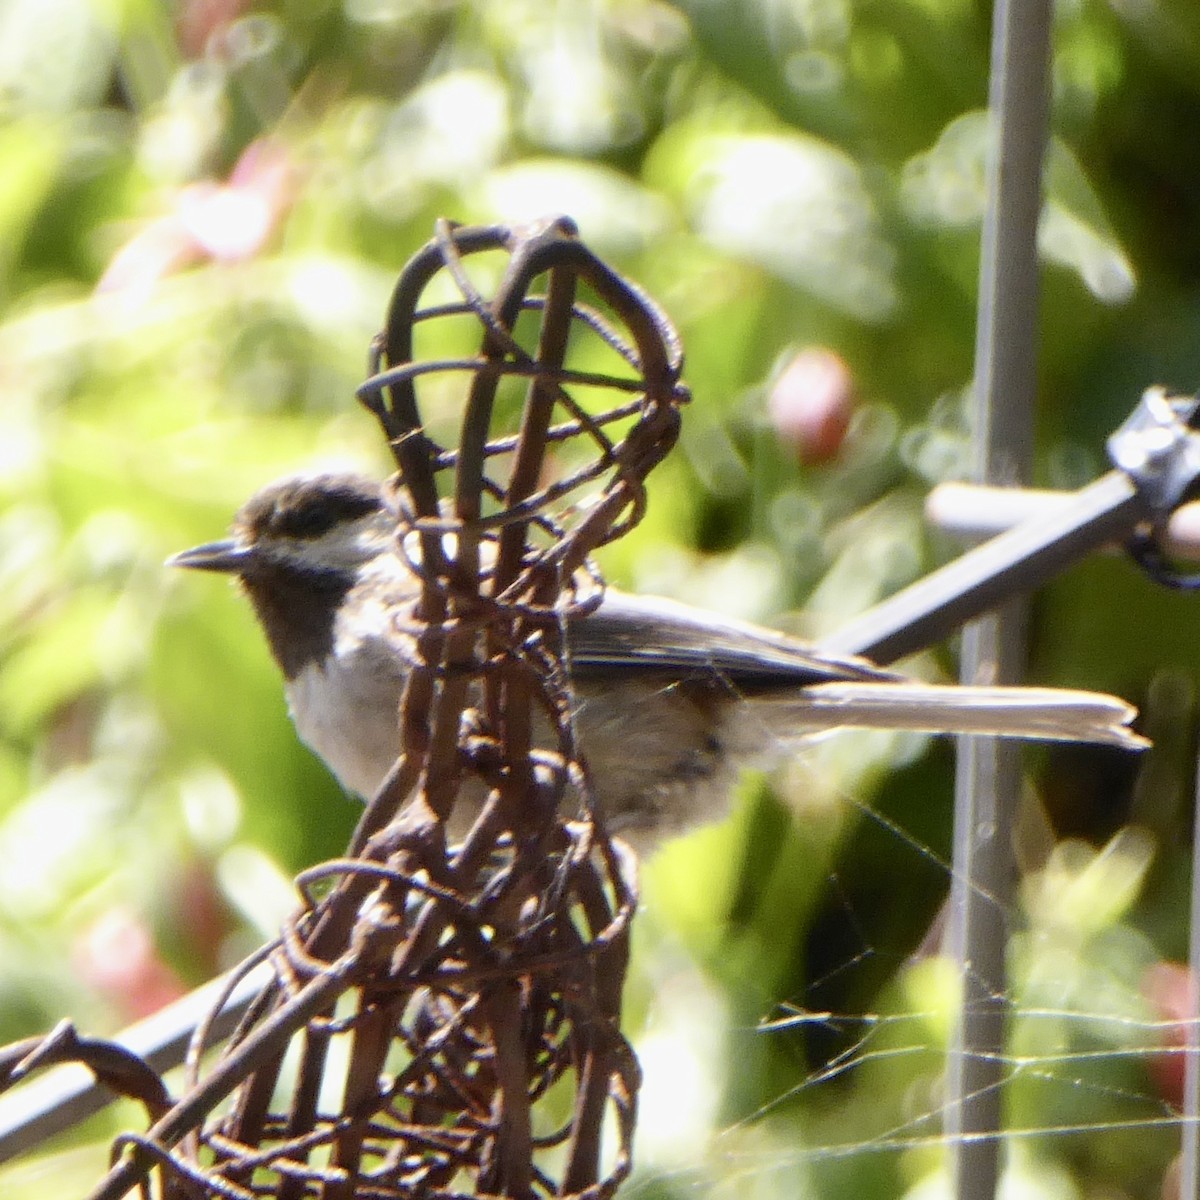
[281,517,394,573]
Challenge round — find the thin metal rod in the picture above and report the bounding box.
[925,481,1200,549]
[1180,749,1200,1200]
[946,3,1053,1197]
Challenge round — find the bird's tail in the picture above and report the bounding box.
[759,683,1146,750]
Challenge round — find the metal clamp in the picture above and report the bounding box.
[1108,387,1200,589]
[1107,387,1200,515]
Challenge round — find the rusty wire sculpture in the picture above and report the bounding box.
[43,215,690,1199]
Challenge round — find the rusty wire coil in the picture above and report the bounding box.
[70,216,691,1200]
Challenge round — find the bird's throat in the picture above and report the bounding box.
[242,568,356,680]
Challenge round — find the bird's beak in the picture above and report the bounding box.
[167,539,256,573]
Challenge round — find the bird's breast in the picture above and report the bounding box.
[285,640,408,799]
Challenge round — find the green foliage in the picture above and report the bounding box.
[2,0,1200,1195]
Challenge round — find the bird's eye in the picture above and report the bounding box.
[272,486,381,540]
[274,503,339,539]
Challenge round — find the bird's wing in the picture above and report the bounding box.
[564,589,897,689]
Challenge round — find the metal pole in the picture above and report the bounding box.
[945,3,1052,1198]
[1179,752,1200,1199]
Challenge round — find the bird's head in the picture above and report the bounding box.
[169,472,398,676]
[170,473,394,582]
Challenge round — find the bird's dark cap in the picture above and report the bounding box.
[234,473,384,544]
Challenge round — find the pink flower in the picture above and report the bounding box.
[97,139,294,299]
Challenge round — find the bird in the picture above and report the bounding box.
[169,472,1145,845]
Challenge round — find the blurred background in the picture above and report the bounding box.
[3,0,1200,1195]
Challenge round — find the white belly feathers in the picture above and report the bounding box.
[285,612,409,800]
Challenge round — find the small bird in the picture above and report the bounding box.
[170,473,1144,844]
